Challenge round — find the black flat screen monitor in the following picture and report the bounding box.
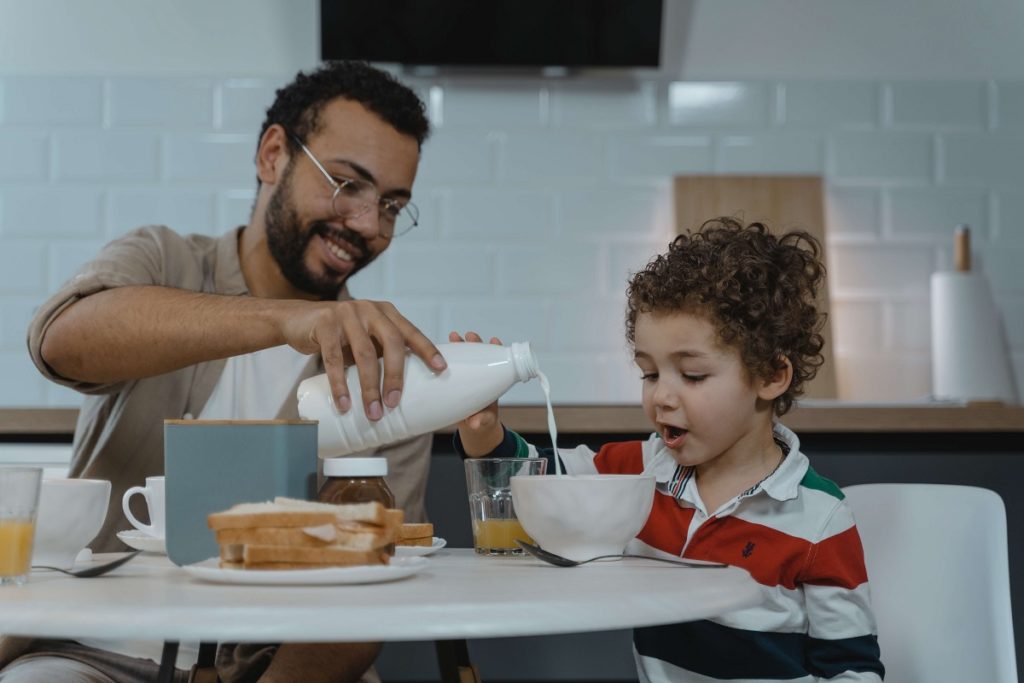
[320,0,663,69]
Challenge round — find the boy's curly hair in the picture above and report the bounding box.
[256,60,430,182]
[625,217,826,416]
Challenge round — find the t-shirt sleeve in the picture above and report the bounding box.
[26,225,191,394]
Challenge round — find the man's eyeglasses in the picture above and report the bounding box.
[286,132,418,238]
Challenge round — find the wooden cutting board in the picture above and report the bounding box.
[672,175,837,400]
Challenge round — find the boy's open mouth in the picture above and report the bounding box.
[661,424,687,448]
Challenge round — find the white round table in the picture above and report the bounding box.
[1,548,761,681]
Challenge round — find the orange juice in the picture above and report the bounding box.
[0,520,35,578]
[473,519,533,553]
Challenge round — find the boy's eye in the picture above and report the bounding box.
[640,372,658,382]
[682,373,707,383]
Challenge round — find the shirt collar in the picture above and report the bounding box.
[759,422,809,502]
[650,421,809,506]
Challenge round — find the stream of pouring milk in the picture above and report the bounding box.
[537,371,563,476]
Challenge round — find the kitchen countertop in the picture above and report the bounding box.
[1,402,1022,437]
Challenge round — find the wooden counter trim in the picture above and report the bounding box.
[1,403,1022,438]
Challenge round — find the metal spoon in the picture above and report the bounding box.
[32,551,141,578]
[516,540,727,568]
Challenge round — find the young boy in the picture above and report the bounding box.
[454,218,885,682]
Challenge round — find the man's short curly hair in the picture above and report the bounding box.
[625,217,826,416]
[257,60,430,178]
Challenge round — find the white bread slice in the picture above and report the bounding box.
[396,536,433,547]
[208,499,387,530]
[220,559,244,570]
[208,502,337,530]
[272,497,389,526]
[242,544,388,568]
[399,522,434,540]
[221,543,244,562]
[216,524,391,551]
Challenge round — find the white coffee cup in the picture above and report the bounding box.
[122,476,165,538]
[32,478,111,570]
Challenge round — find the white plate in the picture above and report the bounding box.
[182,555,428,586]
[117,530,166,554]
[395,537,446,557]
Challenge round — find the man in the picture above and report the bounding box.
[2,61,441,683]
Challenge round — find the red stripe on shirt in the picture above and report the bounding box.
[685,515,812,589]
[799,524,869,589]
[593,441,645,474]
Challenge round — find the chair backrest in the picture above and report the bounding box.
[844,483,1017,683]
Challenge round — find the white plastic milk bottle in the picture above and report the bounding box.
[297,342,540,457]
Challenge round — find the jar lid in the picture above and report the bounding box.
[323,457,388,477]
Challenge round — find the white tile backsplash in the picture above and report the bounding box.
[826,187,882,238]
[667,82,772,127]
[108,78,214,127]
[0,77,103,126]
[501,131,607,181]
[162,133,253,181]
[0,131,48,181]
[218,79,287,131]
[995,191,1024,244]
[943,133,1024,185]
[887,187,989,240]
[1,75,1022,404]
[717,133,824,174]
[54,132,161,181]
[550,81,657,127]
[1,187,103,239]
[610,134,714,178]
[996,82,1024,131]
[445,189,550,240]
[887,82,989,129]
[108,188,216,237]
[781,82,879,129]
[434,80,547,128]
[418,130,496,184]
[558,186,667,238]
[0,243,47,293]
[831,132,933,182]
[495,244,602,296]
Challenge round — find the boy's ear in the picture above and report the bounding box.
[757,356,793,401]
[256,124,290,186]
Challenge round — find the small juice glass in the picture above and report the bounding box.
[0,467,43,586]
[464,457,546,555]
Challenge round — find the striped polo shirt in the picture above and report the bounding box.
[470,423,884,682]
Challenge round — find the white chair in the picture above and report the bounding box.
[844,483,1018,683]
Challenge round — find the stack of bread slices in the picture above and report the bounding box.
[397,522,434,548]
[208,497,404,570]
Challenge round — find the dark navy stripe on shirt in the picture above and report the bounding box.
[634,620,884,680]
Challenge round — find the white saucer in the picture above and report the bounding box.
[395,537,446,557]
[117,529,166,554]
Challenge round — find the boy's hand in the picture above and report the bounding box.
[449,330,505,456]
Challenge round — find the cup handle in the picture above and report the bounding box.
[122,486,155,535]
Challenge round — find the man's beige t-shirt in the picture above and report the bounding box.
[25,224,432,553]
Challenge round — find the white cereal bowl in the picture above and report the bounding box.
[510,474,656,563]
[31,478,111,569]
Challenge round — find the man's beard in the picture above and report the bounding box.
[264,164,371,300]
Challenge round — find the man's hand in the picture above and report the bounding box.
[39,287,447,420]
[282,299,446,418]
[449,331,505,456]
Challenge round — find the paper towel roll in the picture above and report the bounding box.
[931,271,1018,403]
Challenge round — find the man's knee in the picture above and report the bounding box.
[0,655,115,683]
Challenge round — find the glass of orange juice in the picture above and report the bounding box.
[464,457,546,555]
[0,467,42,586]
